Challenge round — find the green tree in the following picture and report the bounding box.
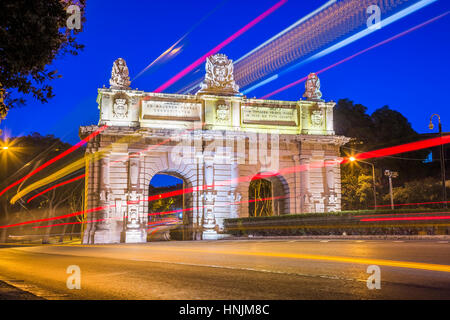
[341,165,375,210]
[0,0,85,115]
[335,99,434,209]
[384,178,446,206]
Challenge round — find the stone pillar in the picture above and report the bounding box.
[228,158,241,219]
[82,147,95,244]
[202,156,218,240]
[299,156,312,213]
[122,152,146,243]
[324,158,339,212]
[292,155,301,214]
[310,151,325,213]
[93,151,114,243]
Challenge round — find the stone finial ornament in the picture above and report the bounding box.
[303,72,323,101]
[198,53,240,95]
[110,58,131,89]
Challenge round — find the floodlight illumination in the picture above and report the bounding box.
[2,146,8,150]
[349,156,356,162]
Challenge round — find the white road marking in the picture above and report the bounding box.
[320,240,330,242]
[129,258,362,283]
[437,241,449,244]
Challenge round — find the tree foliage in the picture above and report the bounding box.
[0,0,85,115]
[335,99,439,209]
[384,178,447,207]
[0,133,85,240]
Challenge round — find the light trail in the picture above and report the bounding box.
[132,42,185,82]
[232,195,288,205]
[146,196,288,218]
[32,219,105,229]
[372,201,450,208]
[27,174,85,203]
[10,155,89,204]
[4,134,450,230]
[260,10,450,99]
[0,125,107,198]
[354,211,450,218]
[148,207,197,217]
[150,246,450,273]
[12,123,200,203]
[0,205,108,229]
[132,0,229,82]
[342,135,450,163]
[111,122,204,164]
[153,0,287,93]
[234,0,337,64]
[243,0,439,95]
[361,216,450,222]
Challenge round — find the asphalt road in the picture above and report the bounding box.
[0,239,449,299]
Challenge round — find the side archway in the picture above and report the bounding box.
[248,174,290,217]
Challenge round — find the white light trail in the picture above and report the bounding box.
[242,0,438,95]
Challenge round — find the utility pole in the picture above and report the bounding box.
[429,114,447,208]
[384,170,398,210]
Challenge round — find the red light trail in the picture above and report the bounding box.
[0,205,108,229]
[32,219,105,229]
[261,11,450,99]
[26,174,85,203]
[354,211,450,218]
[371,201,450,208]
[148,207,197,217]
[4,134,450,230]
[341,136,450,164]
[111,123,203,164]
[0,125,107,197]
[153,0,287,93]
[360,216,450,222]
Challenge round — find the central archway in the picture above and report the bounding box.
[147,172,193,241]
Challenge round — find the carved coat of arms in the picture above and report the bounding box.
[216,104,230,121]
[303,73,322,101]
[311,110,323,127]
[199,54,239,95]
[110,58,131,89]
[113,98,128,118]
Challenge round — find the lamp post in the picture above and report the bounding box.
[349,157,377,209]
[429,114,447,208]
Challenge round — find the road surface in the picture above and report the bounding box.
[0,239,449,299]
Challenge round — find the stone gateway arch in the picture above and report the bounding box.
[80,54,349,244]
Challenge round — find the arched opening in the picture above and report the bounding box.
[148,172,193,241]
[248,175,289,217]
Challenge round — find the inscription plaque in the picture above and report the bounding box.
[242,106,297,126]
[141,100,201,121]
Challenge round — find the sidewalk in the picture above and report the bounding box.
[0,280,43,300]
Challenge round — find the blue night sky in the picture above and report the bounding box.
[1,0,450,144]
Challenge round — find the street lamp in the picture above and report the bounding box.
[429,114,447,208]
[349,157,377,209]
